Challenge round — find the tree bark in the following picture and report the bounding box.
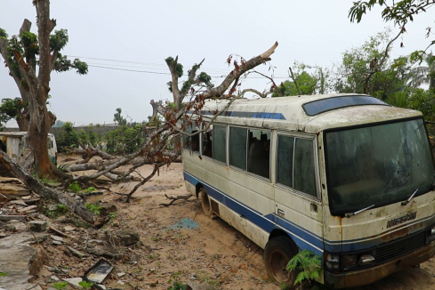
[17,0,62,179]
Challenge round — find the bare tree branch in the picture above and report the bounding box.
[206,41,278,99]
[289,67,302,95]
[19,19,32,35]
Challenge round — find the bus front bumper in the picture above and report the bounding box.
[324,240,435,289]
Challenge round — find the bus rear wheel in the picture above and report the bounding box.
[200,188,213,216]
[264,236,298,289]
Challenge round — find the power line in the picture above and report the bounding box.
[88,65,172,75]
[72,54,290,79]
[88,64,290,79]
[66,54,233,74]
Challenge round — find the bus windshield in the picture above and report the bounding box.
[325,118,435,216]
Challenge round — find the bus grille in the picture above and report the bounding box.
[376,231,426,264]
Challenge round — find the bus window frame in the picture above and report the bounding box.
[275,131,321,201]
[227,125,273,181]
[182,121,200,154]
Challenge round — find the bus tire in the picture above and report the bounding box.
[264,236,298,289]
[200,189,213,216]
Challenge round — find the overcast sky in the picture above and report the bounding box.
[0,1,433,127]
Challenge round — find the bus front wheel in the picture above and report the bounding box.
[264,236,298,289]
[200,189,213,216]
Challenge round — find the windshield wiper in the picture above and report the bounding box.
[401,188,418,206]
[345,204,375,218]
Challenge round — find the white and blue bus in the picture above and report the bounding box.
[182,93,435,289]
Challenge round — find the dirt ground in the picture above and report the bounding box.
[29,156,435,290]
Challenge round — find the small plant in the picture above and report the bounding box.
[286,250,322,287]
[85,203,102,215]
[33,174,58,185]
[83,186,97,194]
[152,236,159,242]
[79,280,93,289]
[148,254,155,259]
[56,204,68,213]
[67,181,81,193]
[108,212,116,219]
[167,272,189,290]
[44,203,68,218]
[168,281,189,290]
[53,281,68,289]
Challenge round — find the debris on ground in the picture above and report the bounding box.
[3,161,434,290]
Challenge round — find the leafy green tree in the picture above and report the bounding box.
[333,30,414,101]
[407,89,435,117]
[85,125,99,147]
[165,57,213,111]
[104,124,144,154]
[272,63,329,97]
[78,129,89,145]
[56,122,79,152]
[113,108,127,126]
[0,1,87,178]
[349,0,434,51]
[407,52,435,91]
[273,72,317,97]
[0,98,26,130]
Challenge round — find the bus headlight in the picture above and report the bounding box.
[325,253,340,271]
[359,254,375,266]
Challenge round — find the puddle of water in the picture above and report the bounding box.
[167,218,199,230]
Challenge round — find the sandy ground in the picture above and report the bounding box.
[30,157,435,290]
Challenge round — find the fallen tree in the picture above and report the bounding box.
[0,150,106,227]
[57,42,281,195]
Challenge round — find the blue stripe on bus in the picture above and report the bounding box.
[185,171,435,254]
[184,171,323,255]
[187,110,286,120]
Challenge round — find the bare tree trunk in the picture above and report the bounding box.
[15,0,62,179]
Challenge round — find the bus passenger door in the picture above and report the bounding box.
[274,134,323,255]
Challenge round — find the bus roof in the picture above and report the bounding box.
[198,93,422,133]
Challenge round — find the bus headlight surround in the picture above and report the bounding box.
[342,254,357,269]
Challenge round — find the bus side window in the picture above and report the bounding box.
[212,124,226,163]
[276,135,294,187]
[183,122,199,153]
[294,138,317,197]
[248,129,270,178]
[203,125,213,158]
[229,127,247,170]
